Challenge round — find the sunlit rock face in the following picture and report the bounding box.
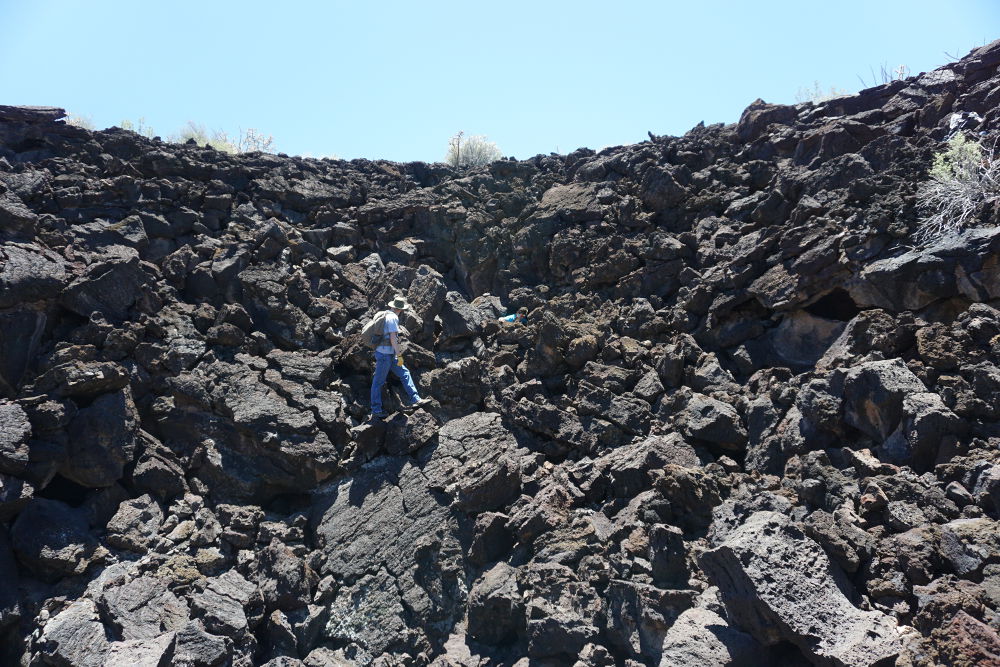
[3,39,1000,665]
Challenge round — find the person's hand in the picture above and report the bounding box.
[396,356,404,367]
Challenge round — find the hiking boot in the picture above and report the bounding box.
[411,397,431,409]
[371,411,388,420]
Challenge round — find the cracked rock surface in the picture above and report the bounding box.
[2,42,1000,666]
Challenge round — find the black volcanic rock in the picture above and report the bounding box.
[2,39,1000,666]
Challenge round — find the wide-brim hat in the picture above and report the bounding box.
[387,295,410,310]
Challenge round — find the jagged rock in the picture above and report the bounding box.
[700,511,901,666]
[189,569,263,644]
[0,190,37,234]
[658,591,769,667]
[0,243,69,309]
[61,248,150,321]
[131,431,188,500]
[97,572,188,640]
[0,471,34,522]
[383,409,439,456]
[425,356,483,415]
[604,580,695,662]
[649,524,687,586]
[217,503,264,548]
[803,509,873,574]
[507,477,584,544]
[0,307,48,393]
[938,518,1000,577]
[680,392,747,451]
[468,511,514,565]
[654,464,725,533]
[311,456,464,659]
[172,620,231,666]
[0,104,65,121]
[105,493,163,552]
[594,433,699,498]
[519,563,603,658]
[932,610,1000,667]
[104,634,177,667]
[11,498,102,580]
[466,562,523,645]
[843,359,927,440]
[36,599,111,667]
[439,290,484,345]
[574,381,651,436]
[63,387,139,487]
[0,400,31,474]
[258,540,319,611]
[422,412,521,512]
[855,227,1000,311]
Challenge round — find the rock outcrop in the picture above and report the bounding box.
[2,40,1000,666]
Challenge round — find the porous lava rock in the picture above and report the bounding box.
[2,40,1000,665]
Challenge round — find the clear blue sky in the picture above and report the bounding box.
[1,1,996,162]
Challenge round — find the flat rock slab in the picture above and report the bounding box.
[0,105,66,122]
[700,510,901,667]
[310,455,464,659]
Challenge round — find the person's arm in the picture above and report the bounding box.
[390,331,400,356]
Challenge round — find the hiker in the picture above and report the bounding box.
[499,307,528,324]
[369,295,428,419]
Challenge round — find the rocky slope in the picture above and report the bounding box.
[2,41,1000,667]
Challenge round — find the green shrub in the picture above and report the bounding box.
[915,133,1000,244]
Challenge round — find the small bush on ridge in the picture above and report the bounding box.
[445,131,502,168]
[915,132,1000,244]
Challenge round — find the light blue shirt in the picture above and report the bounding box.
[376,311,399,354]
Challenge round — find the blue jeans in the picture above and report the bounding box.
[370,351,421,413]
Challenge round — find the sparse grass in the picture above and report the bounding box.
[795,81,849,104]
[119,117,155,138]
[857,63,910,89]
[65,113,95,129]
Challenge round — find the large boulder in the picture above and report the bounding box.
[659,596,768,667]
[843,359,959,469]
[680,392,747,451]
[466,562,523,645]
[11,498,102,581]
[104,634,177,667]
[700,511,901,667]
[421,412,521,513]
[105,494,164,553]
[35,599,111,667]
[96,572,189,640]
[257,540,319,612]
[518,563,603,659]
[843,359,927,441]
[0,308,47,394]
[62,388,139,487]
[188,570,262,646]
[0,243,69,308]
[604,580,695,662]
[60,248,149,322]
[310,456,465,660]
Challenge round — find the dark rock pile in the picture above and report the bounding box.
[2,40,1000,667]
